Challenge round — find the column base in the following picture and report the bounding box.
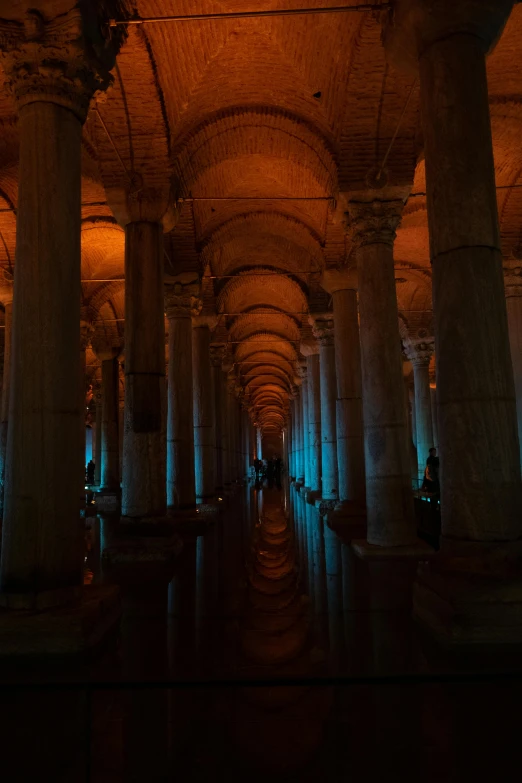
[352,539,435,561]
[96,489,121,514]
[167,506,214,536]
[413,539,522,645]
[196,501,221,517]
[0,585,120,658]
[326,500,367,542]
[314,497,337,515]
[102,517,183,585]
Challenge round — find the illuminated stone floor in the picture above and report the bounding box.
[1,482,522,782]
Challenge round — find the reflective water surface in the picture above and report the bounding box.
[1,481,522,781]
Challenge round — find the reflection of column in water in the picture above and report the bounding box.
[121,584,169,781]
[324,522,343,667]
[305,500,316,606]
[312,510,328,647]
[168,537,197,673]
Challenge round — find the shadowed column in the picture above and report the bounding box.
[0,291,13,516]
[122,222,167,519]
[311,315,338,502]
[348,199,415,547]
[193,316,217,500]
[0,8,117,607]
[165,280,201,510]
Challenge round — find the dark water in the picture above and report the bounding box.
[1,481,522,781]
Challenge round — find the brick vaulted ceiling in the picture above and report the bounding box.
[1,1,522,433]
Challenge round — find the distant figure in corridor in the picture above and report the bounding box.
[266,457,275,487]
[86,459,95,485]
[422,447,440,498]
[274,457,282,489]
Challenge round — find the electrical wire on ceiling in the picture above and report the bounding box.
[108,4,392,27]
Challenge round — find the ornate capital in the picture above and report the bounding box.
[300,338,319,357]
[164,280,202,319]
[91,333,122,361]
[345,200,403,250]
[80,319,96,351]
[384,0,513,74]
[310,314,335,347]
[405,338,435,367]
[504,264,522,298]
[296,361,308,381]
[192,313,218,330]
[209,343,227,367]
[0,7,121,122]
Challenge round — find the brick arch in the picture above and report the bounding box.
[172,107,337,200]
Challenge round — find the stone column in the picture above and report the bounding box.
[301,343,321,495]
[91,338,122,509]
[0,290,13,515]
[348,200,415,547]
[100,356,120,492]
[122,222,166,519]
[94,386,102,487]
[165,280,201,510]
[298,361,310,490]
[210,344,227,492]
[193,316,217,501]
[311,316,338,502]
[385,0,522,543]
[406,341,434,482]
[295,390,304,485]
[385,0,522,643]
[0,8,117,608]
[504,270,522,470]
[322,270,366,507]
[79,317,94,510]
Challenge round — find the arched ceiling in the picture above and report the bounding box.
[1,1,522,432]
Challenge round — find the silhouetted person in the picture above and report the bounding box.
[274,457,282,489]
[266,458,275,488]
[86,459,95,485]
[422,447,440,498]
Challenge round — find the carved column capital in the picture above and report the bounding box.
[383,0,513,73]
[504,264,522,298]
[345,199,404,250]
[192,313,218,331]
[209,343,227,367]
[164,280,202,319]
[310,314,335,347]
[0,7,120,122]
[300,338,319,357]
[405,338,435,368]
[80,319,95,351]
[91,333,122,361]
[296,360,308,382]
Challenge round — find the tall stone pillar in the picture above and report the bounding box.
[0,7,117,608]
[165,280,200,510]
[322,270,366,507]
[91,337,122,509]
[385,0,522,643]
[122,222,166,519]
[94,385,103,487]
[406,341,434,482]
[298,361,310,490]
[301,343,321,495]
[386,0,521,539]
[295,390,304,485]
[210,344,227,492]
[192,317,217,501]
[348,200,415,547]
[311,316,338,502]
[504,269,522,470]
[79,317,94,509]
[0,291,13,515]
